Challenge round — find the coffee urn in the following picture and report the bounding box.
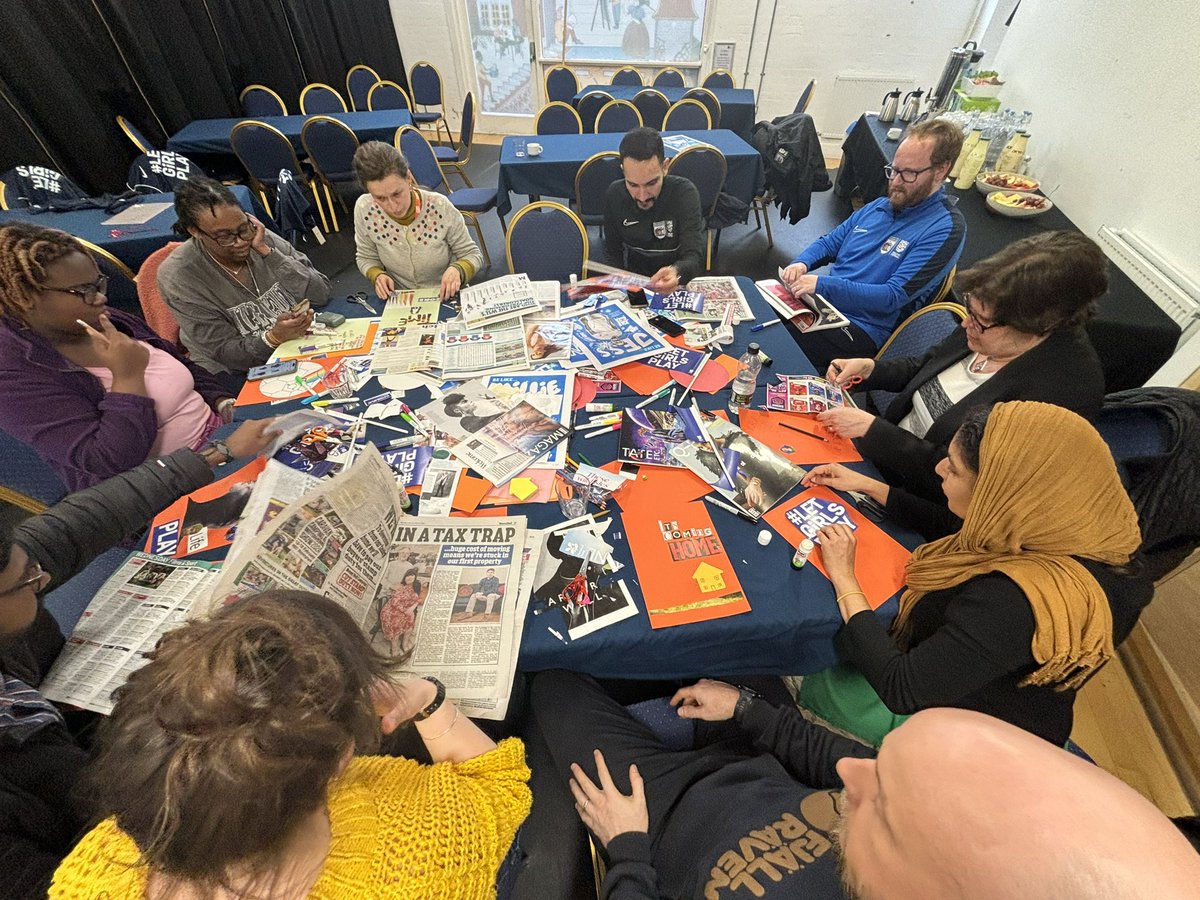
[930,40,986,112]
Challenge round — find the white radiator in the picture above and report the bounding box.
[1097,226,1200,345]
[820,74,916,142]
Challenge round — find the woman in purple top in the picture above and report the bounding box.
[0,223,235,492]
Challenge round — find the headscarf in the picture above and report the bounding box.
[894,401,1142,690]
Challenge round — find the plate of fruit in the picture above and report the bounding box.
[986,191,1054,218]
[976,171,1041,194]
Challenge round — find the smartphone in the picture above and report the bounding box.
[647,314,685,337]
[247,359,299,381]
[290,298,311,315]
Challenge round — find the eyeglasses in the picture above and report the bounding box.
[198,219,256,247]
[41,274,109,302]
[883,164,936,184]
[963,293,1005,331]
[1,561,44,598]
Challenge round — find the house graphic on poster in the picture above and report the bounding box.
[691,561,726,593]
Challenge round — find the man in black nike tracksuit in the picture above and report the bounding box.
[602,127,705,294]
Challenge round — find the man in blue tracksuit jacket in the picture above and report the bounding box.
[781,119,966,370]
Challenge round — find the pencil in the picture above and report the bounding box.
[677,348,713,406]
[577,452,595,467]
[780,421,828,442]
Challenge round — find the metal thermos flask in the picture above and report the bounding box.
[879,89,902,124]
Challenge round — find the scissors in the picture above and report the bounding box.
[347,291,378,315]
[829,363,863,386]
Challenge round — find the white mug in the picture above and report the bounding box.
[527,142,544,156]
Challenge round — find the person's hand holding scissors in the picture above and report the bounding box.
[826,358,874,387]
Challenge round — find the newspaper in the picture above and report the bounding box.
[441,320,530,379]
[371,322,442,375]
[459,273,540,327]
[682,276,754,323]
[40,554,220,714]
[420,378,570,484]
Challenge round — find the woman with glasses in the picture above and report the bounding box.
[157,176,331,378]
[803,231,1108,521]
[0,222,268,491]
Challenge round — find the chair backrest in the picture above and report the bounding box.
[0,166,88,211]
[126,151,199,193]
[300,82,347,114]
[301,116,361,184]
[346,64,381,111]
[410,61,444,107]
[506,201,589,283]
[682,87,721,129]
[0,429,66,512]
[663,99,712,131]
[116,115,156,153]
[610,67,643,87]
[793,79,816,115]
[136,241,184,348]
[458,91,476,153]
[869,302,966,414]
[395,125,446,190]
[77,237,139,310]
[576,91,611,133]
[230,121,306,190]
[703,69,735,90]
[653,67,686,88]
[367,80,413,112]
[667,145,727,220]
[626,697,695,750]
[595,99,642,134]
[240,84,288,117]
[575,151,623,226]
[536,101,583,135]
[632,89,670,130]
[545,65,579,103]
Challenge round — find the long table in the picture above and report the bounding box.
[496,130,765,218]
[831,113,1181,391]
[166,110,415,156]
[232,278,917,681]
[574,85,757,140]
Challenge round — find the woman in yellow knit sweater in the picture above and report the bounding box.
[50,591,530,899]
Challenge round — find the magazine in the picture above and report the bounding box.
[650,289,704,313]
[419,378,570,485]
[459,273,539,327]
[371,322,442,375]
[617,407,689,468]
[482,370,575,470]
[670,408,805,519]
[681,276,754,323]
[39,554,221,714]
[441,320,530,379]
[563,299,672,368]
[530,519,639,639]
[755,278,851,333]
[765,375,847,414]
[382,288,441,327]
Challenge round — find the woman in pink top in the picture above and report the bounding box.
[0,223,240,491]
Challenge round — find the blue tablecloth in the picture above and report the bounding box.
[0,185,260,271]
[496,130,765,217]
[233,277,917,680]
[575,85,756,140]
[166,110,415,156]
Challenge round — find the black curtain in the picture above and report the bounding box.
[0,0,407,194]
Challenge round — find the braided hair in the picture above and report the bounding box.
[172,176,240,237]
[0,222,85,324]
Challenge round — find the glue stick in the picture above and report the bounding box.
[791,538,815,570]
[585,402,616,413]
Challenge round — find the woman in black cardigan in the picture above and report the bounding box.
[816,231,1108,501]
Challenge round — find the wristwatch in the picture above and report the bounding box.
[198,439,234,466]
[412,676,447,722]
[733,686,761,724]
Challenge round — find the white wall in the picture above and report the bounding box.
[991,0,1200,287]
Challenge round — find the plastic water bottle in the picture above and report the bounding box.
[729,342,762,412]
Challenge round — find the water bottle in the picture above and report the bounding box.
[729,342,762,412]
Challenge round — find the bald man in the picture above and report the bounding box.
[532,671,1200,899]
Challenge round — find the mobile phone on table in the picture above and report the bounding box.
[247,359,299,381]
[647,314,685,337]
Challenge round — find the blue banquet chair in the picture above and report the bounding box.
[409,61,452,146]
[683,88,722,129]
[577,91,611,134]
[653,66,686,88]
[239,85,288,117]
[346,63,381,111]
[703,69,735,90]
[632,89,670,130]
[505,201,588,283]
[536,101,583,136]
[229,121,329,232]
[299,82,347,115]
[545,65,580,104]
[435,91,478,187]
[594,100,642,134]
[666,145,727,270]
[116,115,156,153]
[610,67,643,87]
[574,151,622,230]
[867,302,967,414]
[301,116,362,231]
[367,80,413,112]
[0,166,87,211]
[663,99,712,131]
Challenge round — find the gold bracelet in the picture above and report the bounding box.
[836,590,867,605]
[418,706,460,740]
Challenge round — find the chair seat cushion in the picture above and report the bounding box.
[412,111,442,123]
[449,188,498,212]
[434,146,461,163]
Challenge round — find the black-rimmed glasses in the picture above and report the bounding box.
[41,274,109,301]
[963,293,1005,331]
[198,219,256,247]
[883,164,936,184]
[1,561,44,597]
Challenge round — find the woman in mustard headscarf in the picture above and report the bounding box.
[799,401,1149,747]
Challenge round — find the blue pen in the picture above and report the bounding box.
[750,319,783,332]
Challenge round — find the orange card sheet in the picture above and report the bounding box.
[234,357,345,407]
[450,473,493,513]
[611,360,673,395]
[620,495,751,628]
[145,457,267,558]
[737,409,863,465]
[763,487,910,610]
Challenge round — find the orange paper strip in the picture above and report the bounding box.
[612,360,673,395]
[763,486,910,610]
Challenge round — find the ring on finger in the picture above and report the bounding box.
[580,798,590,812]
